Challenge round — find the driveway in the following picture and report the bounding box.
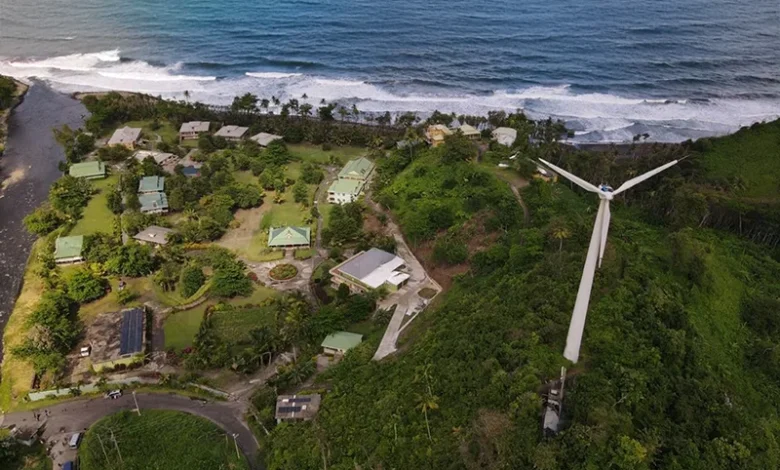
[2,393,259,469]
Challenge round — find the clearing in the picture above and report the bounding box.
[70,175,119,236]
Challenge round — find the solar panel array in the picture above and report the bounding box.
[119,308,144,355]
[289,397,312,403]
[278,406,302,414]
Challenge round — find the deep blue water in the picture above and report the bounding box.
[1,0,779,142]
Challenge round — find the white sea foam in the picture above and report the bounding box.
[1,49,778,143]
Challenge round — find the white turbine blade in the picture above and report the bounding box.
[598,201,611,268]
[538,159,599,193]
[613,159,680,195]
[563,200,606,364]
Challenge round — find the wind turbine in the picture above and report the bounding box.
[538,157,684,364]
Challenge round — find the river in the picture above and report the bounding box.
[0,82,86,359]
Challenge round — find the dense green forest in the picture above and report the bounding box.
[264,121,780,469]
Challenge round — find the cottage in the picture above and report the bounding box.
[250,132,283,147]
[54,235,84,264]
[321,331,363,356]
[275,394,322,424]
[138,175,165,194]
[330,248,410,292]
[139,192,169,214]
[458,123,480,139]
[268,226,311,249]
[90,307,146,372]
[214,125,249,141]
[179,121,210,141]
[338,157,375,182]
[134,150,176,166]
[327,179,363,205]
[425,124,452,147]
[107,126,142,149]
[492,127,518,147]
[133,225,174,246]
[68,161,106,180]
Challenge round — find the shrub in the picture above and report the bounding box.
[269,264,298,280]
[211,261,253,297]
[23,206,65,235]
[180,265,206,298]
[433,236,469,265]
[116,289,139,305]
[66,269,108,304]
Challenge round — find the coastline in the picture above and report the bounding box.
[0,78,29,155]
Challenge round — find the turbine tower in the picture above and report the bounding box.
[538,157,684,364]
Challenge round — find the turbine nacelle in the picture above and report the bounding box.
[598,185,614,200]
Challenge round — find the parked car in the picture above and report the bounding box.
[63,461,75,470]
[105,389,122,399]
[79,346,91,357]
[68,432,82,449]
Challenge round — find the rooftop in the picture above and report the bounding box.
[139,192,169,212]
[120,308,145,356]
[138,175,165,193]
[134,150,176,165]
[88,307,145,364]
[54,235,84,260]
[250,132,283,147]
[107,126,142,146]
[214,125,248,139]
[68,161,106,179]
[179,121,210,134]
[268,226,311,247]
[275,394,322,421]
[338,157,375,180]
[333,248,406,289]
[133,225,174,245]
[459,123,480,136]
[327,179,362,195]
[321,331,363,352]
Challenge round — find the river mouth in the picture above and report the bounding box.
[0,81,87,360]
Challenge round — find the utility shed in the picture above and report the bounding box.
[68,161,106,180]
[275,394,322,423]
[54,235,84,264]
[321,331,363,355]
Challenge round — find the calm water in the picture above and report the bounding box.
[1,0,779,142]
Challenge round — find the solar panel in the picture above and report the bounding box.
[278,406,302,413]
[289,397,312,403]
[119,308,144,355]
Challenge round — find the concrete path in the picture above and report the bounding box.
[3,392,259,469]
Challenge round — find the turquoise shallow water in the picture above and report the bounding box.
[1,0,779,142]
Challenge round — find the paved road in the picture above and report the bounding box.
[1,393,260,469]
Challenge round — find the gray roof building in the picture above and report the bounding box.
[179,121,210,134]
[275,394,322,423]
[214,125,249,140]
[108,126,142,147]
[133,225,174,245]
[250,132,283,147]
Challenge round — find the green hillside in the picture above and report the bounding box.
[265,125,780,469]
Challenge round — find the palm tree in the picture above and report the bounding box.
[183,208,198,222]
[183,90,190,102]
[550,223,571,254]
[337,106,349,121]
[351,104,360,121]
[300,103,313,117]
[260,98,270,110]
[416,392,439,441]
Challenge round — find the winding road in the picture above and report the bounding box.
[1,393,260,469]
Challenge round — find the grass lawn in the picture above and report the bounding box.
[123,120,179,147]
[234,170,257,185]
[164,285,277,351]
[260,192,310,228]
[80,410,248,470]
[70,175,118,236]
[77,277,151,322]
[288,143,365,164]
[212,306,275,345]
[320,203,336,227]
[0,241,44,411]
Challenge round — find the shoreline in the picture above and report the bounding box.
[0,78,29,154]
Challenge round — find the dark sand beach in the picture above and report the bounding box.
[0,83,86,359]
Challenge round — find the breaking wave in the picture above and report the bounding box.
[1,49,778,143]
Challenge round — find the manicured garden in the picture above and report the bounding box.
[79,410,248,470]
[269,263,298,280]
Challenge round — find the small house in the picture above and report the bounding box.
[327,179,363,205]
[492,127,518,147]
[54,235,84,264]
[321,331,363,356]
[458,123,480,140]
[268,226,311,249]
[179,121,210,141]
[107,126,142,149]
[425,124,452,147]
[275,394,321,424]
[330,248,410,293]
[214,125,249,141]
[250,132,283,147]
[138,175,165,194]
[134,150,176,166]
[338,157,374,182]
[139,192,169,214]
[68,161,106,180]
[133,225,174,246]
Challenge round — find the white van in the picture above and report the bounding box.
[68,432,82,449]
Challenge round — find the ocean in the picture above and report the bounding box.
[1,0,779,143]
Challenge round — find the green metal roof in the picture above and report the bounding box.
[268,226,311,247]
[54,235,84,260]
[138,176,165,193]
[327,179,362,195]
[338,157,374,180]
[321,331,363,352]
[139,192,169,212]
[68,161,106,179]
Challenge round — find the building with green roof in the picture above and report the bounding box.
[327,178,364,205]
[68,161,106,180]
[338,157,374,182]
[54,235,85,264]
[268,226,311,249]
[139,192,169,214]
[321,331,363,356]
[138,175,165,194]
